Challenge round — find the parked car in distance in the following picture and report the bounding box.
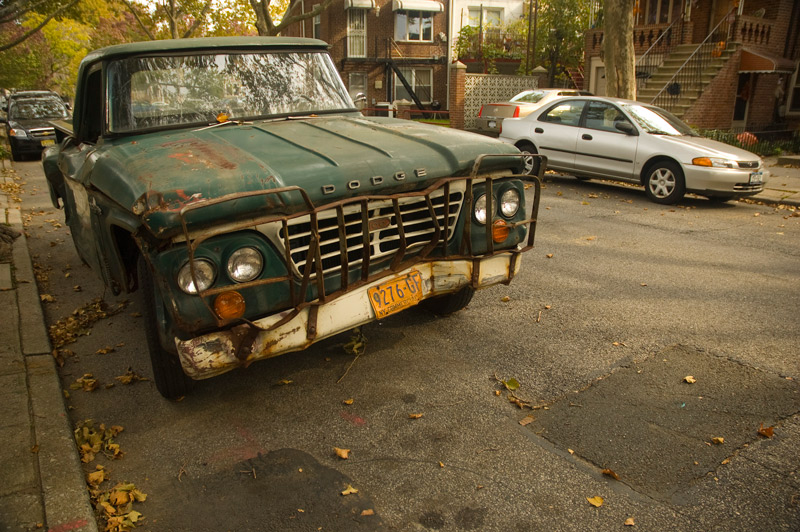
[499,95,768,204]
[475,89,592,136]
[42,36,543,398]
[1,95,69,160]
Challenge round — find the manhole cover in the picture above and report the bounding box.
[530,345,800,501]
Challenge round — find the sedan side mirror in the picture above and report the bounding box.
[615,121,636,135]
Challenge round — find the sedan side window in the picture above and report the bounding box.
[539,100,585,126]
[584,101,631,133]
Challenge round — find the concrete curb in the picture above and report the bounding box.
[6,194,98,531]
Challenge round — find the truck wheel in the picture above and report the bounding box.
[644,161,685,204]
[419,286,475,316]
[137,255,194,399]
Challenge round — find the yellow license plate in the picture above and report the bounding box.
[40,139,55,146]
[368,270,423,319]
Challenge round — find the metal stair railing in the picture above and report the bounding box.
[650,8,736,113]
[634,16,684,92]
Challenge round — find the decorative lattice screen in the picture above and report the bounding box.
[463,74,539,130]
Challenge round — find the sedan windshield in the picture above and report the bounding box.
[107,51,354,133]
[9,98,68,120]
[622,103,697,136]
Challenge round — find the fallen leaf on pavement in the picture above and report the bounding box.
[342,398,354,405]
[624,517,635,526]
[711,437,724,445]
[758,423,775,438]
[361,509,375,516]
[602,468,620,481]
[334,447,351,459]
[341,484,358,496]
[587,496,604,507]
[408,413,424,419]
[684,376,697,384]
[519,415,535,426]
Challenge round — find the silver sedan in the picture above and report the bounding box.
[499,96,768,204]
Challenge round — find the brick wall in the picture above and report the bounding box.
[682,49,741,129]
[285,0,450,109]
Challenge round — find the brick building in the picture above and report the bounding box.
[583,0,800,132]
[283,0,451,111]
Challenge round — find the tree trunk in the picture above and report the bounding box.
[602,0,636,99]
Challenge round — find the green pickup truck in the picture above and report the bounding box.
[43,37,543,398]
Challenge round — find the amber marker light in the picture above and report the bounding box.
[692,157,713,167]
[214,291,246,320]
[492,219,510,243]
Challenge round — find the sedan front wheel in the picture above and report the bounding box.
[644,161,685,204]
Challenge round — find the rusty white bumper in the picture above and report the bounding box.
[175,254,521,379]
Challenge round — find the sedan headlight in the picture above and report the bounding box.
[227,247,263,282]
[9,127,28,138]
[474,194,488,224]
[177,259,216,294]
[692,157,737,168]
[499,189,520,217]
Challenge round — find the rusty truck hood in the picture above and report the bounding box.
[89,115,519,238]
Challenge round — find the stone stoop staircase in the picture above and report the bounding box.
[636,42,739,117]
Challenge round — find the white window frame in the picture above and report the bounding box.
[393,67,433,103]
[394,10,434,42]
[348,72,368,100]
[347,9,367,58]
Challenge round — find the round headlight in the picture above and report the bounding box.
[227,247,263,282]
[500,189,520,217]
[474,194,488,224]
[177,259,216,294]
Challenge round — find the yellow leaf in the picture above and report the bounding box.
[408,413,424,419]
[684,375,697,384]
[99,501,116,515]
[711,437,724,444]
[131,489,147,502]
[334,447,351,459]
[758,423,775,438]
[109,490,130,505]
[568,448,574,455]
[126,510,142,523]
[361,509,375,516]
[587,496,604,507]
[500,296,511,302]
[342,398,354,405]
[87,470,105,487]
[341,484,358,496]
[518,415,535,426]
[546,253,554,258]
[602,468,620,481]
[624,517,635,526]
[439,461,445,468]
[277,379,293,385]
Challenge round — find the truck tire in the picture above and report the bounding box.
[419,286,475,316]
[137,255,194,399]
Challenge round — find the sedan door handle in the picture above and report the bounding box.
[534,128,544,134]
[582,134,593,140]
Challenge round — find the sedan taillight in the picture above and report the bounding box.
[512,106,520,118]
[478,106,484,117]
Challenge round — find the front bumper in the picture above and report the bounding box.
[684,164,769,197]
[176,255,519,379]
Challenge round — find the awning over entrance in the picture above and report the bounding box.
[391,0,444,12]
[739,49,796,74]
[345,0,376,8]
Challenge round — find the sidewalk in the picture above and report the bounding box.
[0,158,96,532]
[0,151,797,532]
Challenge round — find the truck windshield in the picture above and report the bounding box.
[107,51,354,133]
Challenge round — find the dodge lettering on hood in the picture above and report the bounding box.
[43,37,543,398]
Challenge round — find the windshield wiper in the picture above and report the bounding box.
[194,119,253,132]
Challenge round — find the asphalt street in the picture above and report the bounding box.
[2,155,800,532]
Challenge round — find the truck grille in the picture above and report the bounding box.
[284,188,464,278]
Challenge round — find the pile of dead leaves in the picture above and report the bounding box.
[87,466,147,531]
[49,298,129,349]
[74,420,125,463]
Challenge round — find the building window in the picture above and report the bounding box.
[467,7,503,28]
[394,11,433,42]
[348,72,367,100]
[347,9,367,58]
[313,4,321,39]
[788,64,800,114]
[394,68,432,103]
